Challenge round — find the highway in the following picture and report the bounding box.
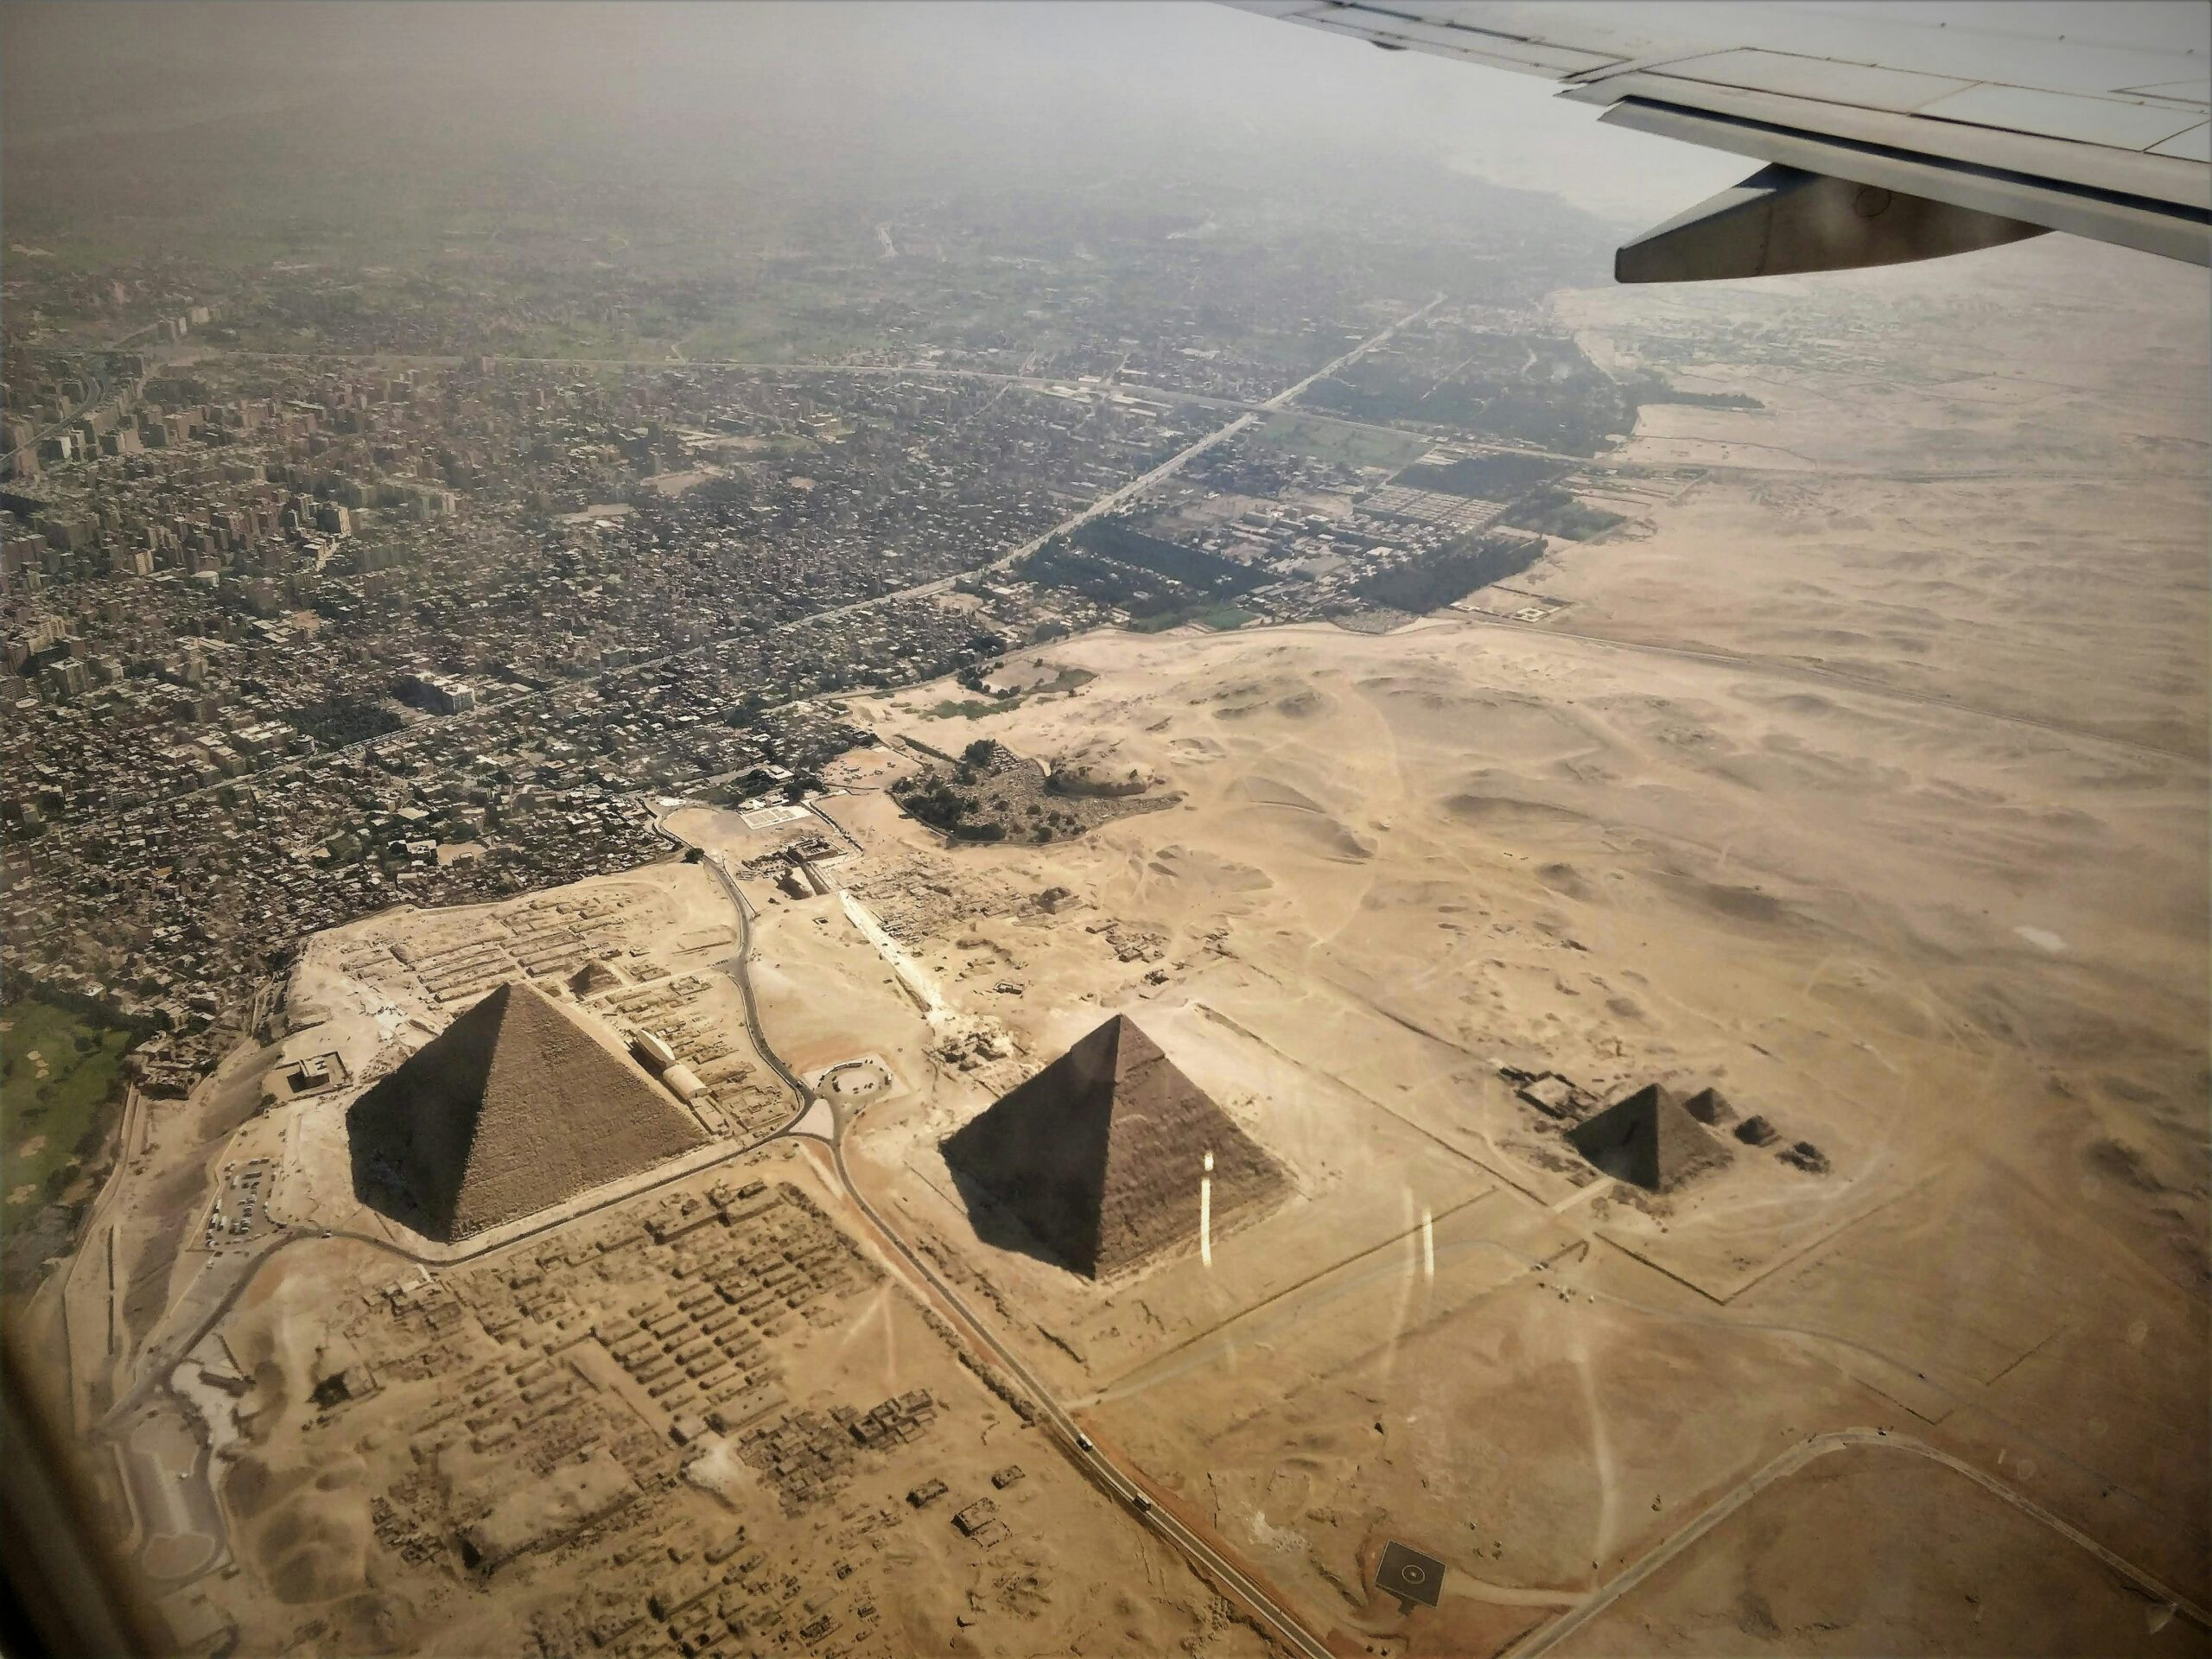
[90,793,2201,1650]
[3,344,134,474]
[680,798,2203,1659]
[196,343,2164,486]
[58,291,2197,1643]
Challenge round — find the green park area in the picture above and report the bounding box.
[1,998,134,1212]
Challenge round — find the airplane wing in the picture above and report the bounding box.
[1226,1,2210,280]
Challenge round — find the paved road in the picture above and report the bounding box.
[696,851,813,1108]
[97,798,2202,1645]
[99,815,789,1431]
[103,1132,788,1433]
[195,344,2162,484]
[814,1127,1338,1659]
[57,1082,144,1433]
[845,289,1443,605]
[4,347,129,472]
[68,301,2204,1633]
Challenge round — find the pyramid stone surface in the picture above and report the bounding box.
[568,959,625,997]
[347,980,707,1241]
[941,1014,1286,1279]
[1568,1083,1732,1192]
[1682,1086,1736,1127]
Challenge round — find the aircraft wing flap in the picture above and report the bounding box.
[1637,49,1979,116]
[1912,82,2209,151]
[1597,96,2204,265]
[2124,79,2212,101]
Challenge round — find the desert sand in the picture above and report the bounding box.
[39,238,2207,1659]
[795,236,2209,1655]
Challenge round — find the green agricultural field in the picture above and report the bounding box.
[0,999,133,1212]
[1251,411,1430,470]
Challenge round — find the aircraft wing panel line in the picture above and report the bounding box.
[1224,0,2212,274]
[1601,96,2210,265]
[1557,73,2211,208]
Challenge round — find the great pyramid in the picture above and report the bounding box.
[346,980,708,1242]
[1568,1083,1732,1192]
[941,1014,1286,1279]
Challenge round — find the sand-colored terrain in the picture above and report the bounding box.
[60,821,1287,1656]
[175,1147,1268,1657]
[267,861,799,1256]
[1555,1437,2208,1657]
[33,237,2205,1659]
[810,595,2205,1645]
[1548,240,2209,756]
[778,237,2208,1654]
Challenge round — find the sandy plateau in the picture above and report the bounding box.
[33,238,2209,1659]
[804,238,2208,1657]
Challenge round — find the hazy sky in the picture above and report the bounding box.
[3,3,1746,229]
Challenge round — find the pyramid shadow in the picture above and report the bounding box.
[346,1090,447,1236]
[341,980,707,1243]
[943,1159,1086,1277]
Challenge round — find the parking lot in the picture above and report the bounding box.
[202,1158,277,1253]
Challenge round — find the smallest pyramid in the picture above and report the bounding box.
[1568,1083,1732,1192]
[348,980,707,1242]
